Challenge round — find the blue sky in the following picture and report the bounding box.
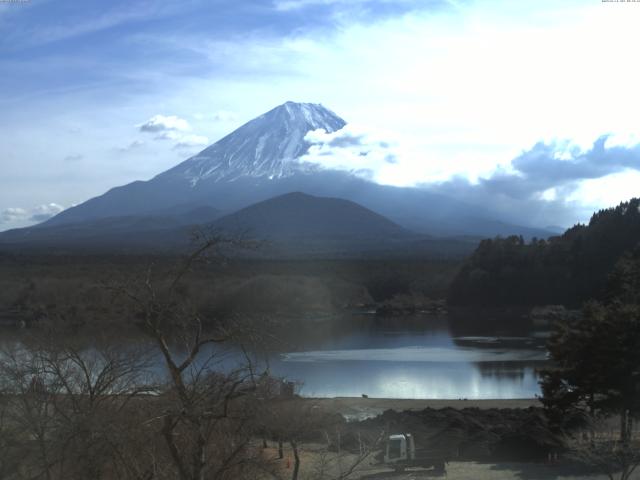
[1,0,640,231]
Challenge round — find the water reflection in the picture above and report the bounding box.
[268,358,541,399]
[0,314,548,400]
[265,317,546,399]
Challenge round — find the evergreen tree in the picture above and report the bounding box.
[448,198,640,308]
[540,248,640,445]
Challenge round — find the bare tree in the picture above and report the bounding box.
[0,337,157,480]
[109,233,270,480]
[0,233,275,480]
[568,416,640,480]
[0,362,22,479]
[260,397,381,480]
[0,342,63,480]
[310,428,382,480]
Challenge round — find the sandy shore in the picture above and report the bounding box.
[305,397,541,421]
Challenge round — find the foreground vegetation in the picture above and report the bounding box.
[539,247,640,480]
[0,238,383,480]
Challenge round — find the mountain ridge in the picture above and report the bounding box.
[11,101,554,240]
[0,192,481,258]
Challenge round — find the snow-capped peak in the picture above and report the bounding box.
[161,102,346,185]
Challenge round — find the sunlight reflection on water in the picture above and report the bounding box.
[268,325,546,399]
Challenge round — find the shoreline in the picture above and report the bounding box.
[305,397,542,421]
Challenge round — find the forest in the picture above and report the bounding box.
[448,198,640,307]
[0,253,459,333]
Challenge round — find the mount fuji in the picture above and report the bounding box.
[42,101,351,225]
[164,101,345,185]
[0,101,552,253]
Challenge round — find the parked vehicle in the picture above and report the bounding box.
[380,433,450,474]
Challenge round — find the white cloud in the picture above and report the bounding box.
[256,0,640,188]
[30,203,65,222]
[136,114,209,151]
[173,134,209,149]
[0,203,65,226]
[155,0,640,192]
[303,126,640,227]
[302,125,402,182]
[302,123,467,186]
[1,207,28,223]
[154,131,181,141]
[152,131,209,149]
[568,170,640,213]
[138,114,190,133]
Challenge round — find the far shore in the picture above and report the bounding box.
[305,397,542,420]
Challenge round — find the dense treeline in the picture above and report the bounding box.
[0,255,460,331]
[448,198,640,307]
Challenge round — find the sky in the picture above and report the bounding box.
[1,0,640,231]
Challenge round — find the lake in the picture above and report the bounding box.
[263,317,547,399]
[1,315,549,400]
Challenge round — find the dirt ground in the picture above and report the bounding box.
[270,398,637,479]
[267,443,638,480]
[354,462,637,479]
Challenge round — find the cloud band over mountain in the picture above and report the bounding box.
[303,127,640,227]
[0,203,65,225]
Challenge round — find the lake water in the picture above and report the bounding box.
[1,315,549,400]
[264,319,547,399]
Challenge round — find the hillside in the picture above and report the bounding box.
[213,192,410,240]
[0,207,221,253]
[0,192,479,258]
[448,198,640,307]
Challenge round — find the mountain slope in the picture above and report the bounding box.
[0,206,221,251]
[13,101,552,239]
[213,192,410,240]
[44,102,345,225]
[0,193,480,258]
[162,101,345,184]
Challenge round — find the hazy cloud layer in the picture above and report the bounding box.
[63,154,83,162]
[118,140,145,152]
[0,203,65,225]
[424,137,640,226]
[304,128,640,228]
[138,115,209,151]
[30,203,65,222]
[173,134,210,149]
[205,110,239,122]
[472,137,639,198]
